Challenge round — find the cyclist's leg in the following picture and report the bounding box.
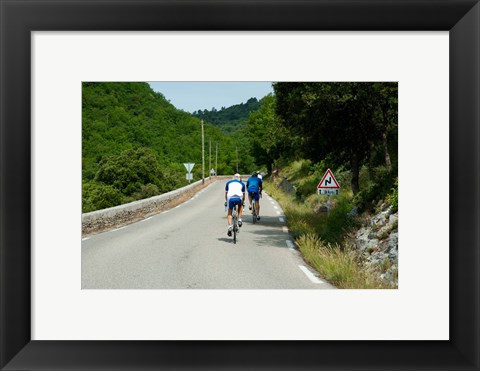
[238,196,244,218]
[248,192,253,209]
[227,197,236,234]
[237,201,243,227]
[233,199,241,230]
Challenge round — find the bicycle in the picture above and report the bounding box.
[250,191,261,224]
[251,197,257,224]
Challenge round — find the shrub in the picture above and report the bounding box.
[132,183,160,200]
[82,181,124,212]
[322,196,356,244]
[354,166,396,211]
[386,177,398,212]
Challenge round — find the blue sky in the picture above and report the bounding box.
[148,82,273,113]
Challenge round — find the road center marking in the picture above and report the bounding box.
[282,226,288,233]
[299,265,324,284]
[286,240,295,250]
[279,217,285,222]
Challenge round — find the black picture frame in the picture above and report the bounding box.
[1,1,479,370]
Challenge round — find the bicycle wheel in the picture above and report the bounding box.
[252,199,257,224]
[233,208,237,244]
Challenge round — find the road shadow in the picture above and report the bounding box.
[240,215,294,249]
[215,214,289,247]
[241,215,286,226]
[217,237,236,244]
[249,227,294,249]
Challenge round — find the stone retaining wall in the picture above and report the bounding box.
[82,177,230,236]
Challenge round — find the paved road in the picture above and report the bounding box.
[82,179,335,289]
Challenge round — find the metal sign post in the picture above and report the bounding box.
[184,163,195,184]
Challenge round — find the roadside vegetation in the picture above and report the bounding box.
[264,160,398,289]
[245,82,398,289]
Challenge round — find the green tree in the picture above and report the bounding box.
[244,94,290,174]
[274,82,396,193]
[95,147,165,196]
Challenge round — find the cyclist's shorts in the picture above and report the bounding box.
[249,191,260,201]
[228,196,242,210]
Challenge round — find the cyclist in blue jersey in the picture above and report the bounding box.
[225,173,245,236]
[246,171,263,221]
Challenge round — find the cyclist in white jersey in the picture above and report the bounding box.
[225,173,245,236]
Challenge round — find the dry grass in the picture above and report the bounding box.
[265,181,394,289]
[297,234,392,289]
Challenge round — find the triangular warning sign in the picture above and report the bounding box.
[317,168,340,189]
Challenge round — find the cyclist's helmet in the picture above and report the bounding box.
[252,172,257,177]
[234,173,241,180]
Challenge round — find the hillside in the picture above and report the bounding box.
[192,97,261,134]
[82,82,252,212]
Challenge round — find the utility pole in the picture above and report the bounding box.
[236,146,239,173]
[215,143,218,177]
[201,120,205,184]
[209,138,211,179]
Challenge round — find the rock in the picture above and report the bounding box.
[371,211,389,227]
[367,239,379,251]
[356,228,371,251]
[389,213,398,226]
[376,225,392,240]
[348,207,358,218]
[388,231,398,252]
[353,205,399,288]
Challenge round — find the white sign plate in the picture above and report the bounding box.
[318,189,340,195]
[183,163,195,173]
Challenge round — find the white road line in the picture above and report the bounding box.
[279,217,285,222]
[112,226,126,232]
[82,237,90,241]
[282,226,289,233]
[273,206,278,209]
[299,265,324,284]
[286,240,296,250]
[276,211,281,215]
[140,217,152,223]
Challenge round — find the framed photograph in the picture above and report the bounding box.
[1,0,479,370]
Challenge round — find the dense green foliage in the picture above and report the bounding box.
[83,82,397,215]
[192,97,261,134]
[82,82,258,212]
[273,82,397,194]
